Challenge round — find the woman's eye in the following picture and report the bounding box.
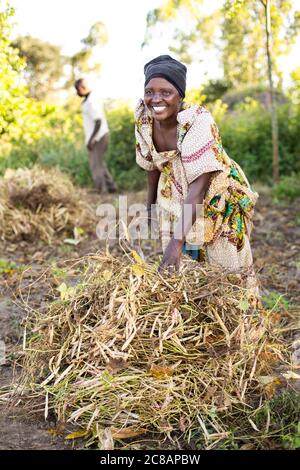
[145,90,153,96]
[162,91,171,97]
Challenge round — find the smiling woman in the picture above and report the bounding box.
[145,83,177,117]
[135,54,259,295]
[145,78,180,152]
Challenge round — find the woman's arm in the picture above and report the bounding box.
[146,169,160,228]
[159,172,213,272]
[147,169,160,210]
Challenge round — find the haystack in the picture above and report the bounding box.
[16,252,288,448]
[0,167,95,243]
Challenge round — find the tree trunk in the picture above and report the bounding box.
[262,0,280,183]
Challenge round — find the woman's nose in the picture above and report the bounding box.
[151,92,163,102]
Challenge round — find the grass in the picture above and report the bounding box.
[189,391,300,450]
[294,213,300,227]
[272,174,300,202]
[0,259,26,275]
[262,292,290,312]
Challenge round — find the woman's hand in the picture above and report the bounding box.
[158,238,183,273]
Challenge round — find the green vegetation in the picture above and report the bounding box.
[12,35,64,100]
[272,173,300,202]
[1,1,300,192]
[262,291,290,311]
[0,259,17,274]
[219,100,300,183]
[1,90,299,190]
[105,103,143,190]
[1,1,299,452]
[0,258,25,274]
[190,391,300,450]
[244,391,300,450]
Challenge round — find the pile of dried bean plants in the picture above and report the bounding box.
[9,251,291,448]
[0,167,95,243]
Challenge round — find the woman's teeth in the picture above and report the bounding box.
[153,106,167,113]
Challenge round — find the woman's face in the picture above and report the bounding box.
[144,77,182,122]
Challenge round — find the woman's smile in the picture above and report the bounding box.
[144,77,181,123]
[152,105,167,114]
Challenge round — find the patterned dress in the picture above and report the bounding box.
[135,99,258,276]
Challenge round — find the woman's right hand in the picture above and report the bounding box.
[158,238,183,273]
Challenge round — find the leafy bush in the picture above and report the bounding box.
[106,102,146,190]
[219,99,300,184]
[222,85,288,109]
[1,4,300,193]
[1,98,300,191]
[272,173,300,201]
[262,291,290,311]
[0,100,93,187]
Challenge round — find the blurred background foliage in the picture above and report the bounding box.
[1,0,300,197]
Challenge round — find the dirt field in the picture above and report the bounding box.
[0,187,299,450]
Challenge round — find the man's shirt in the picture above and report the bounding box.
[81,92,109,144]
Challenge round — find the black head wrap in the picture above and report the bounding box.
[144,55,187,98]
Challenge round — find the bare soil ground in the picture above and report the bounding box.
[0,187,299,450]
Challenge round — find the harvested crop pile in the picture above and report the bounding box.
[15,252,289,449]
[0,167,95,243]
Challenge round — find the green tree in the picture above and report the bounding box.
[221,3,268,86]
[68,21,108,86]
[0,1,26,138]
[144,0,300,183]
[261,0,280,183]
[202,79,231,103]
[222,1,300,88]
[12,35,65,100]
[143,0,207,64]
[81,21,108,48]
[144,0,300,89]
[225,0,297,183]
[289,67,300,105]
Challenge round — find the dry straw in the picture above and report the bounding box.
[0,167,95,243]
[11,252,291,448]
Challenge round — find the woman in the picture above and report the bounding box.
[135,55,258,284]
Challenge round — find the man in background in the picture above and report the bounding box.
[75,78,117,193]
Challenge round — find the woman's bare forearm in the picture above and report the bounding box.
[173,172,212,245]
[147,169,160,209]
[158,172,215,272]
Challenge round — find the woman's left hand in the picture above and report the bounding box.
[158,238,183,273]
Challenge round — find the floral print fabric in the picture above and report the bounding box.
[135,99,258,272]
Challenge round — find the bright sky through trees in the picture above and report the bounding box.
[11,0,300,101]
